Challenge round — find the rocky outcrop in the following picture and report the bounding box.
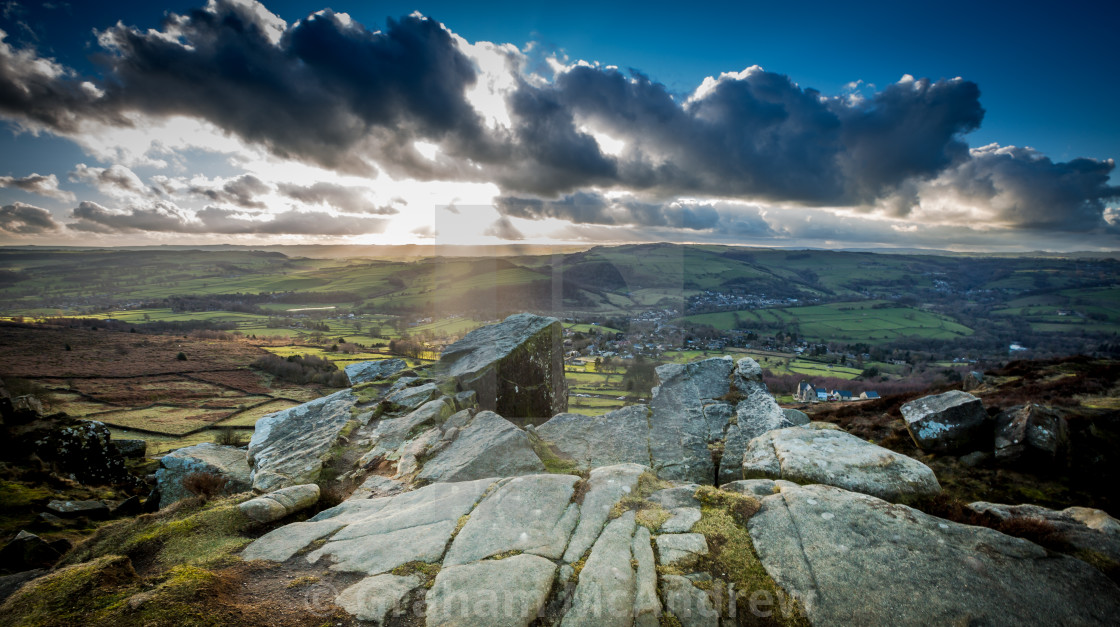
[536,357,790,486]
[238,484,320,523]
[344,358,407,385]
[747,482,1120,624]
[741,426,941,501]
[967,501,1120,568]
[994,404,1069,465]
[247,389,356,492]
[439,313,567,424]
[416,411,545,483]
[155,442,251,508]
[900,389,991,453]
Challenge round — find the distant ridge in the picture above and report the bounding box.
[0,242,1116,260]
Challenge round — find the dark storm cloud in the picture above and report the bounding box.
[496,192,731,232]
[68,200,386,235]
[538,66,984,204]
[278,182,399,214]
[70,163,147,196]
[187,174,270,209]
[0,0,1114,239]
[482,216,524,240]
[94,2,487,177]
[0,201,59,233]
[924,144,1120,231]
[0,172,74,200]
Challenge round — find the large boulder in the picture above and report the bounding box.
[439,313,567,424]
[994,404,1069,465]
[649,357,790,485]
[155,442,251,508]
[741,426,941,502]
[416,411,545,483]
[247,389,356,492]
[344,358,407,385]
[35,420,133,486]
[0,531,62,574]
[747,482,1120,624]
[900,390,990,453]
[718,358,794,484]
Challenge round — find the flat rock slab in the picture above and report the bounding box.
[747,483,1120,625]
[900,389,990,453]
[417,411,545,483]
[306,478,494,574]
[655,533,708,566]
[445,474,579,566]
[427,554,557,627]
[335,573,419,623]
[247,389,356,492]
[536,406,652,470]
[632,525,661,627]
[563,511,636,627]
[345,358,407,385]
[155,442,251,508]
[440,313,568,422]
[741,427,941,502]
[241,519,345,562]
[563,463,647,563]
[45,500,110,518]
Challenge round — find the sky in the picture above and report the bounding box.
[0,0,1117,251]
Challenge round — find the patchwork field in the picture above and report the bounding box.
[0,323,342,454]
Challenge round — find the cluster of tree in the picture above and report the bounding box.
[388,337,427,359]
[49,317,236,334]
[250,353,348,387]
[621,357,658,392]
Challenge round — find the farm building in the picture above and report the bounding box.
[859,391,880,400]
[796,380,816,402]
[832,390,854,401]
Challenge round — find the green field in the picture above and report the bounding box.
[683,301,972,343]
